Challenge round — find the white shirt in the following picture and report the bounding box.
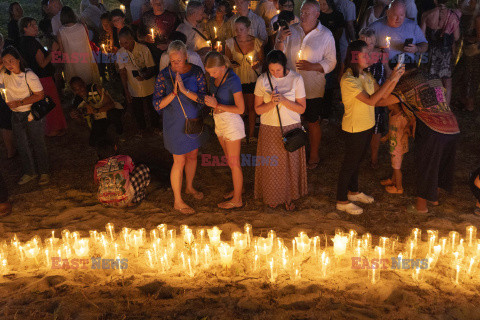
[117,42,156,97]
[228,10,268,43]
[334,0,356,61]
[82,3,108,32]
[279,22,336,98]
[0,70,43,112]
[254,70,306,126]
[176,20,210,52]
[159,50,205,72]
[52,12,62,36]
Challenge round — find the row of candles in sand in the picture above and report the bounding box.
[1,224,479,286]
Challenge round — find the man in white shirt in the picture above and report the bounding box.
[228,0,268,43]
[255,0,278,28]
[81,0,108,37]
[176,1,211,57]
[275,0,336,169]
[48,0,63,37]
[117,27,160,134]
[333,0,357,62]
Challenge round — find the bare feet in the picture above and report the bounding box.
[285,202,296,211]
[185,189,204,200]
[223,189,246,199]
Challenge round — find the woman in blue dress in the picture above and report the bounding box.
[153,40,208,214]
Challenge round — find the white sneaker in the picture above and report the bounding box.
[348,192,374,204]
[18,174,37,185]
[336,202,363,215]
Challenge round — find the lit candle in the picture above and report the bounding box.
[408,239,415,260]
[411,228,421,246]
[412,267,422,281]
[257,237,273,256]
[295,234,310,254]
[197,229,205,245]
[277,10,280,14]
[106,223,114,242]
[120,4,125,13]
[233,232,247,250]
[348,230,357,249]
[453,264,461,284]
[253,254,259,271]
[449,231,459,252]
[385,36,391,48]
[433,245,441,257]
[218,243,234,268]
[369,267,379,284]
[73,239,89,257]
[158,224,167,240]
[466,226,477,248]
[292,239,295,259]
[44,249,51,268]
[248,55,253,67]
[102,44,106,52]
[207,40,212,49]
[379,237,389,253]
[187,257,194,277]
[214,26,217,39]
[1,89,7,102]
[297,50,302,61]
[244,224,252,247]
[216,41,222,52]
[320,251,330,278]
[332,234,348,256]
[269,258,277,282]
[147,249,154,268]
[233,5,237,13]
[467,256,476,275]
[362,233,372,252]
[312,236,320,257]
[207,227,222,246]
[150,28,155,40]
[440,237,448,255]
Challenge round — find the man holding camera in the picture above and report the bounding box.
[275,0,336,169]
[369,0,428,65]
[117,27,160,136]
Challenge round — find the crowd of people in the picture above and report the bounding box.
[0,0,479,217]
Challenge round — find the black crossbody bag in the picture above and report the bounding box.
[24,69,55,121]
[266,71,307,152]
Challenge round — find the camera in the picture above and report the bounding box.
[273,19,290,31]
[272,10,295,32]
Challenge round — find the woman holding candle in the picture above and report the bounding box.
[206,1,230,44]
[254,50,307,211]
[336,40,404,215]
[0,33,16,159]
[204,51,246,209]
[18,17,67,138]
[225,16,264,143]
[0,46,50,185]
[153,40,208,214]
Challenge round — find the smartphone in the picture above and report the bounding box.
[396,53,405,70]
[132,70,139,77]
[404,38,413,47]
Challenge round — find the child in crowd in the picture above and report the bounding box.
[98,12,119,82]
[69,77,124,146]
[94,137,151,207]
[469,167,480,216]
[381,103,414,194]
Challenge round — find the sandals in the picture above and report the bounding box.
[385,185,403,194]
[474,206,480,216]
[174,205,195,215]
[223,189,246,199]
[406,204,429,215]
[381,179,393,186]
[348,192,374,204]
[218,201,243,209]
[336,202,363,215]
[307,162,319,170]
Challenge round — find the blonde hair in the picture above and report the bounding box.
[205,51,231,69]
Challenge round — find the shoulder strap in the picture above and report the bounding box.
[233,36,245,56]
[212,68,230,97]
[168,67,188,120]
[24,69,33,95]
[192,27,209,41]
[266,71,284,134]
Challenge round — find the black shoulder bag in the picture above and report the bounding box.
[24,69,56,121]
[266,71,307,153]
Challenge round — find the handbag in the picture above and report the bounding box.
[168,68,203,136]
[24,70,55,121]
[266,71,307,152]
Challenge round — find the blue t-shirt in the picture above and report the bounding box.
[369,17,428,64]
[208,70,242,107]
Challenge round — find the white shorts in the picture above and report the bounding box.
[213,112,246,141]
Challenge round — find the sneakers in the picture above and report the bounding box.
[17,174,37,185]
[39,174,50,185]
[385,185,403,194]
[347,192,374,204]
[336,202,363,215]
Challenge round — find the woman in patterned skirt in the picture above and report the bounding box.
[253,50,307,211]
